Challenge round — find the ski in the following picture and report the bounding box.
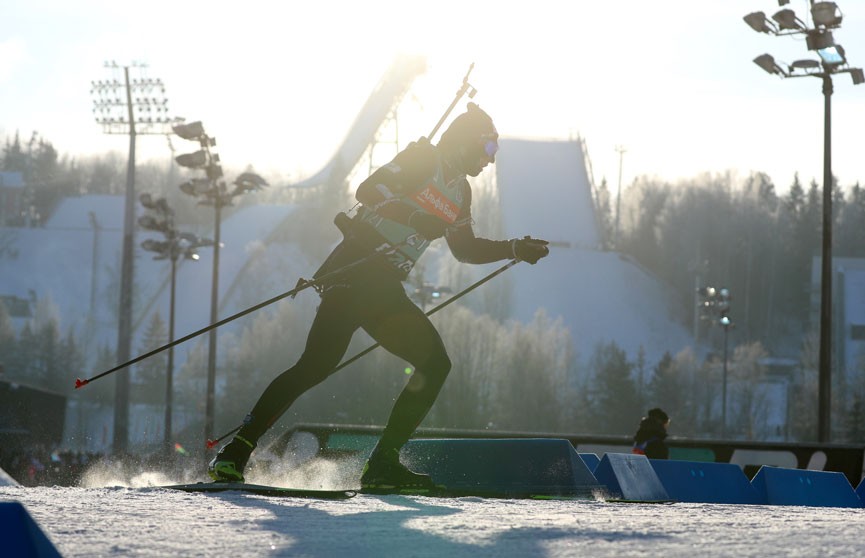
[161,481,356,499]
[360,485,591,500]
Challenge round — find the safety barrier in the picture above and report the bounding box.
[282,424,865,506]
[751,466,862,507]
[857,478,865,502]
[578,453,600,472]
[592,453,670,502]
[0,466,19,486]
[650,459,761,504]
[0,501,62,557]
[401,438,602,498]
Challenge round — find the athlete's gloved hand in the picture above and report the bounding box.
[409,210,449,240]
[511,237,549,264]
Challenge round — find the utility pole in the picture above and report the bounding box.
[91,61,172,454]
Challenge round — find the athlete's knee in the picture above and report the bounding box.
[413,351,453,391]
[419,343,450,372]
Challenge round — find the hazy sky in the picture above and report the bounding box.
[2,0,864,192]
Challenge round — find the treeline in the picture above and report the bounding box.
[0,297,83,393]
[3,131,135,226]
[0,295,149,406]
[1,130,287,229]
[597,171,865,352]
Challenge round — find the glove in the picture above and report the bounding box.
[511,237,549,264]
[409,210,449,240]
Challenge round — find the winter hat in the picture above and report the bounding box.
[648,408,669,423]
[439,102,498,156]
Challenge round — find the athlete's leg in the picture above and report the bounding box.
[238,287,362,442]
[363,291,452,455]
[209,287,361,481]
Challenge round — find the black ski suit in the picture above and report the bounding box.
[235,138,514,454]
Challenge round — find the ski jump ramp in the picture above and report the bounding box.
[288,54,427,191]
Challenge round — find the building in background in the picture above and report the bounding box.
[811,257,865,390]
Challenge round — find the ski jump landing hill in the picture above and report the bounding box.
[494,138,695,369]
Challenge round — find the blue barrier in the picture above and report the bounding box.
[0,501,62,557]
[751,466,862,508]
[0,466,19,486]
[593,453,670,502]
[650,460,761,504]
[856,478,865,503]
[401,438,602,498]
[578,453,600,473]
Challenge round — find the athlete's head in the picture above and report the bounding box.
[438,102,498,177]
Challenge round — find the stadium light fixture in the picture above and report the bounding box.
[175,150,209,169]
[772,8,805,30]
[744,12,775,33]
[818,44,846,66]
[790,59,821,70]
[806,30,836,52]
[753,54,785,75]
[811,2,843,27]
[173,120,206,141]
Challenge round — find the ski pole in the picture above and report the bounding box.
[428,62,477,141]
[206,258,519,449]
[75,242,407,389]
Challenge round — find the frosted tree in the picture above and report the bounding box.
[589,341,640,435]
[789,332,819,441]
[133,312,168,405]
[728,342,769,439]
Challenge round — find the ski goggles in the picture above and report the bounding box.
[483,139,499,158]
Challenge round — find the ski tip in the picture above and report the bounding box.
[205,439,218,449]
[74,378,89,389]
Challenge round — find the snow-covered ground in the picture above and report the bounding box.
[3,475,865,557]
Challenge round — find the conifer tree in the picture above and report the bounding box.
[133,312,168,405]
[59,328,85,396]
[0,302,15,376]
[16,322,38,381]
[590,341,640,435]
[649,352,676,408]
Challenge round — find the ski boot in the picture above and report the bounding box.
[208,435,256,483]
[360,448,436,492]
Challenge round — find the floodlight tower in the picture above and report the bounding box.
[744,1,862,442]
[139,194,213,452]
[90,62,173,454]
[173,121,268,446]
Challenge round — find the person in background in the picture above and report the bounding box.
[632,407,670,459]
